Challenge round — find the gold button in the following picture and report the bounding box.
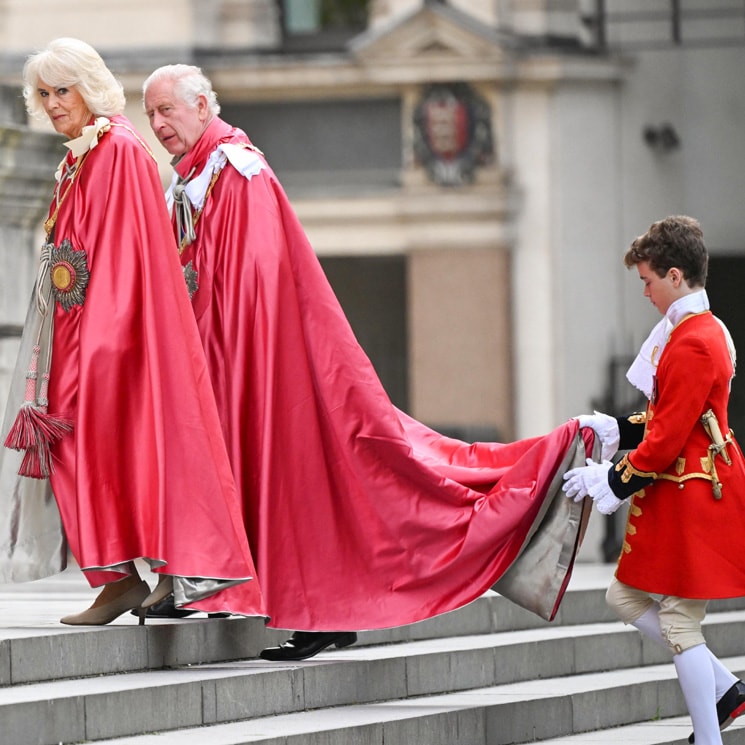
[51,262,74,291]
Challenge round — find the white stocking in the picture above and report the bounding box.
[632,605,737,698]
[674,644,722,745]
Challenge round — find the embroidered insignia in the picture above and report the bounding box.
[700,457,711,473]
[183,260,199,299]
[48,239,90,312]
[675,457,685,475]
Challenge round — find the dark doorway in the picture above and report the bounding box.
[707,255,745,437]
[319,255,408,412]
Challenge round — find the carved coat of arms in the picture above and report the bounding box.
[413,83,494,186]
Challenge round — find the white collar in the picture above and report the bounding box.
[666,289,709,326]
[165,143,266,213]
[63,117,111,159]
[625,289,737,400]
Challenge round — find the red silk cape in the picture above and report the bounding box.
[174,118,590,630]
[28,117,265,615]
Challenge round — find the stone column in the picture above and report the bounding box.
[192,0,281,49]
[0,124,63,422]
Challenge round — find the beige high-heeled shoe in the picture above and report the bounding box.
[60,579,151,626]
[140,574,174,610]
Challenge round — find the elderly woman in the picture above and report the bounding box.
[0,38,264,624]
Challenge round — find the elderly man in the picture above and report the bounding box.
[141,65,592,661]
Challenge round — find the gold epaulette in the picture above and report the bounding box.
[614,453,657,484]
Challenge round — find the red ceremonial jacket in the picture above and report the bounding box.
[613,311,745,598]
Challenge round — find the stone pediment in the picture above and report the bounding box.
[350,4,511,73]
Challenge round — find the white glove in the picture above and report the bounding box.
[575,410,620,461]
[562,458,624,516]
[562,458,613,502]
[594,491,623,515]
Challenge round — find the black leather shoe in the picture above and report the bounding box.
[130,593,229,619]
[142,594,198,618]
[688,679,745,743]
[259,631,358,661]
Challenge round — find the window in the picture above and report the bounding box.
[281,0,369,49]
[220,97,402,193]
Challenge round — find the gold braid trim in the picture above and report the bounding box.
[657,472,713,485]
[110,122,156,161]
[615,453,657,484]
[616,454,715,487]
[178,168,222,255]
[44,150,91,237]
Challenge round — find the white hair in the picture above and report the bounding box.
[23,37,125,119]
[142,64,220,116]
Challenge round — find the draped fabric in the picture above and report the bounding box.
[170,117,592,631]
[0,116,265,617]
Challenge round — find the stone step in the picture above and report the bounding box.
[540,718,745,745]
[2,562,744,686]
[2,610,743,744]
[69,656,745,745]
[3,563,744,744]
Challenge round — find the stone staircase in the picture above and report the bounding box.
[1,562,744,745]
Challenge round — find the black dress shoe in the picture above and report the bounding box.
[259,631,358,661]
[142,594,198,618]
[130,593,229,619]
[688,679,745,743]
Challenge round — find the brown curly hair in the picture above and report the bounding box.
[623,215,708,287]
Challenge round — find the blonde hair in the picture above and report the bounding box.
[142,64,220,116]
[23,37,125,120]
